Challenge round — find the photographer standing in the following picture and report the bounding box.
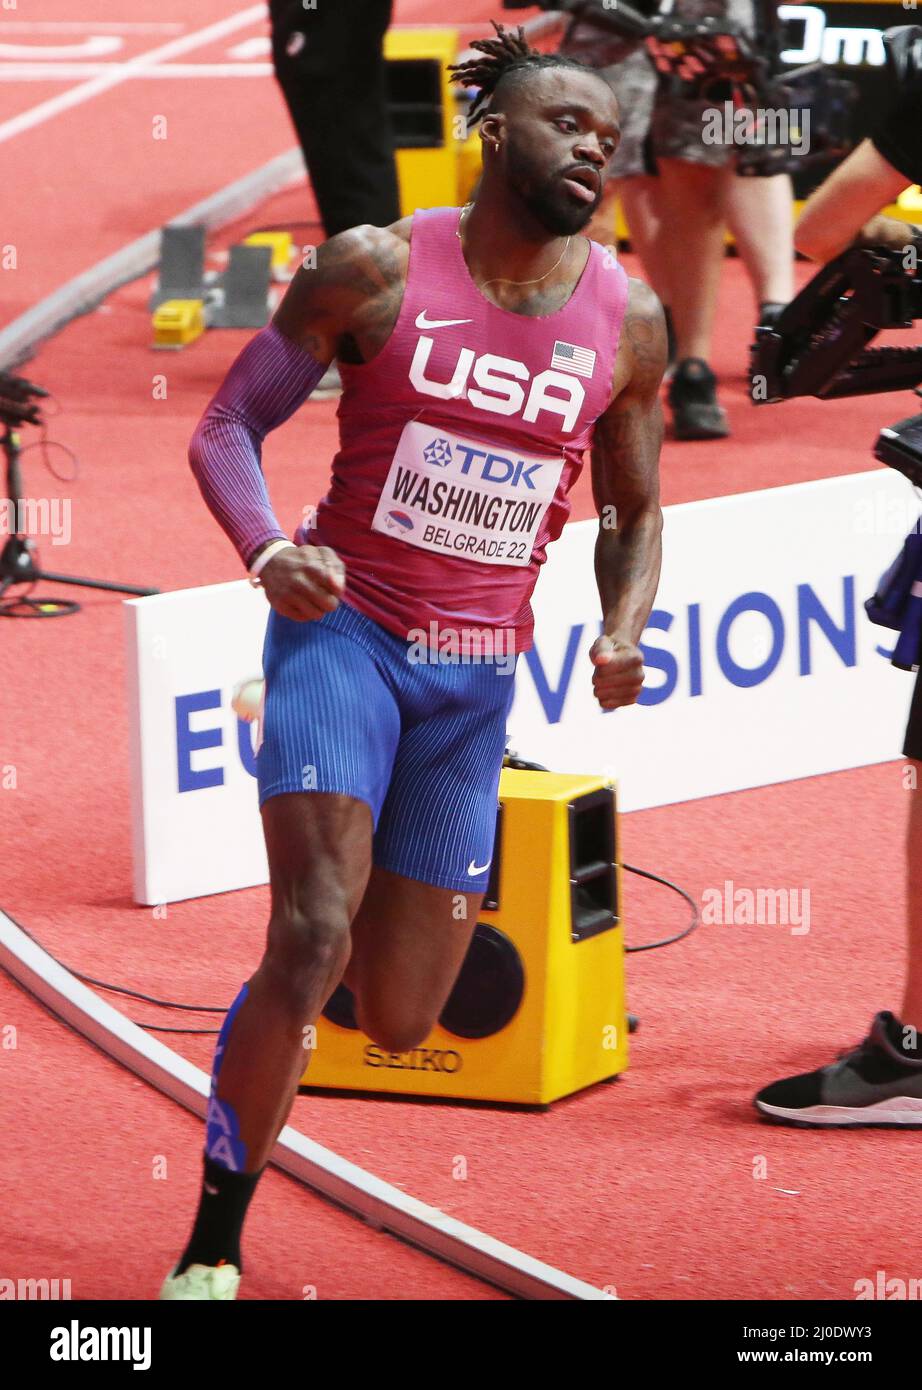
[756,28,922,1127]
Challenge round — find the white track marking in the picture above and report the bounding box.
[0,23,185,34]
[227,36,271,59]
[0,5,266,146]
[0,907,615,1300]
[0,64,274,80]
[0,38,124,58]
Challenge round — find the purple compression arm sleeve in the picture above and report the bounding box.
[188,322,326,568]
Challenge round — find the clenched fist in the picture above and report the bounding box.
[260,544,346,621]
[589,634,645,711]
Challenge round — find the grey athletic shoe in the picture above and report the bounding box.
[754,1012,922,1128]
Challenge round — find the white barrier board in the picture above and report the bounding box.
[125,469,919,904]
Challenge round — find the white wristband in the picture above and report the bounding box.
[248,539,296,586]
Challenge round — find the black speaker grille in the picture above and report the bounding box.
[322,982,358,1031]
[439,923,525,1039]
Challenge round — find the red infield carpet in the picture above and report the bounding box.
[1,0,921,1301]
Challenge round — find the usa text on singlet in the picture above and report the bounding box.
[300,206,630,653]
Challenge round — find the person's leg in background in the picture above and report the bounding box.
[654,154,733,439]
[590,171,674,355]
[616,176,673,326]
[269,0,400,235]
[724,172,795,325]
[583,50,677,358]
[651,0,767,440]
[269,0,400,396]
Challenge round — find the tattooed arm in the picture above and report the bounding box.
[273,217,411,365]
[588,277,666,710]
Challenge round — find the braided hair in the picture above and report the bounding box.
[448,20,592,130]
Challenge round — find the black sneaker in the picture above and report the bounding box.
[754,1012,922,1128]
[667,358,729,441]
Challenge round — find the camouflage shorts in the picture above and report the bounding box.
[567,0,757,177]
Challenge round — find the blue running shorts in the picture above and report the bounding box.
[256,601,518,893]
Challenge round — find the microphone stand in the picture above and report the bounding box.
[0,373,158,617]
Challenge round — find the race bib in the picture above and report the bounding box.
[370,420,565,567]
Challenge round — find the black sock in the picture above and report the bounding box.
[176,1156,263,1274]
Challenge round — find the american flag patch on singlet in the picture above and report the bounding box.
[551,340,596,378]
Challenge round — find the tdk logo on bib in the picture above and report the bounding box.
[450,443,541,490]
[371,420,565,567]
[409,337,588,435]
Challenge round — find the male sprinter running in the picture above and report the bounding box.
[162,23,665,1298]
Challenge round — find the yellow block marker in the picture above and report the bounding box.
[243,232,293,280]
[896,186,922,218]
[152,299,205,349]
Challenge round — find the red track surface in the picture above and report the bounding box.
[3,3,922,1301]
[0,1,511,319]
[0,971,504,1299]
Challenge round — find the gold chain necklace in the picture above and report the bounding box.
[456,203,571,290]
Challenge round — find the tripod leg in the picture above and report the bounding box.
[32,569,159,597]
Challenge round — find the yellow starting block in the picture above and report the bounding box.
[152,298,205,349]
[243,232,293,281]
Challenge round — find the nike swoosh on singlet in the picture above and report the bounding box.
[467,860,491,876]
[415,311,474,330]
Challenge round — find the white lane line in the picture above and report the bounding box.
[0,64,274,80]
[0,5,266,146]
[0,907,615,1301]
[0,38,124,58]
[0,22,185,34]
[228,36,271,59]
